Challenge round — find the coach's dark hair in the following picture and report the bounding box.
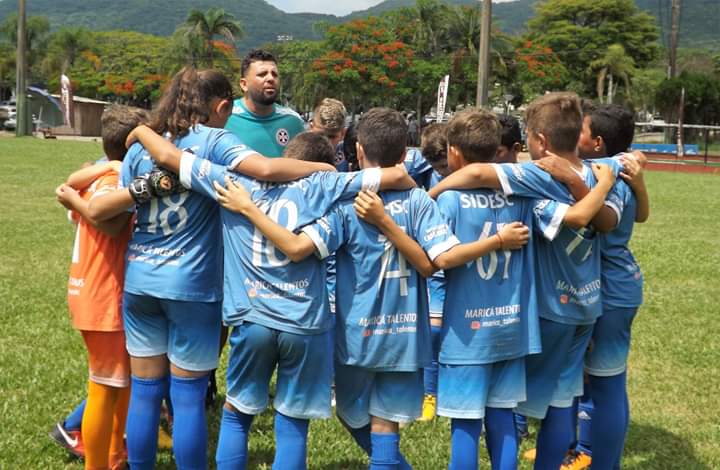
[357,108,407,167]
[447,108,501,163]
[241,49,277,77]
[525,92,583,154]
[498,114,522,149]
[101,105,150,161]
[587,104,635,156]
[149,67,233,138]
[283,132,335,165]
[421,123,448,165]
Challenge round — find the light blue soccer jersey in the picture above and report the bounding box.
[436,190,566,364]
[119,125,255,302]
[225,99,305,157]
[492,162,619,324]
[404,147,433,188]
[178,154,382,334]
[591,156,643,308]
[302,189,460,371]
[426,169,446,315]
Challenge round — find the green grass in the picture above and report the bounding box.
[1,136,719,469]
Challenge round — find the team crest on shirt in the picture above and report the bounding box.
[276,128,290,146]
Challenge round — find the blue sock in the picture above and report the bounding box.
[513,413,528,439]
[170,374,209,470]
[589,373,628,470]
[126,375,168,470]
[63,399,86,431]
[534,406,573,470]
[450,418,482,470]
[576,395,593,456]
[272,412,309,470]
[370,432,401,469]
[484,408,518,470]
[344,423,411,469]
[216,407,254,470]
[423,325,442,396]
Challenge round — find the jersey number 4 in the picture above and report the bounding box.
[378,230,411,296]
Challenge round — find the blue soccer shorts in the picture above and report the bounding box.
[225,322,332,419]
[334,364,424,428]
[123,292,222,372]
[585,306,638,377]
[515,318,593,419]
[437,357,526,419]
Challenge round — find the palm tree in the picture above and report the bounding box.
[183,8,243,68]
[591,44,636,104]
[47,27,91,73]
[413,0,449,55]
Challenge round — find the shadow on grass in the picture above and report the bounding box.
[623,421,710,470]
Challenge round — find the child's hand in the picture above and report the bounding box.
[55,183,80,210]
[214,176,254,215]
[125,125,150,149]
[591,163,614,186]
[619,154,645,190]
[107,160,122,173]
[354,190,387,226]
[497,221,529,250]
[534,156,577,185]
[630,150,648,168]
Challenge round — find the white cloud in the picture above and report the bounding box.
[266,0,388,17]
[267,0,518,16]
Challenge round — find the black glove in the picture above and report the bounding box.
[128,168,185,204]
[147,167,186,198]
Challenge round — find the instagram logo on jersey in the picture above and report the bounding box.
[471,321,481,330]
[560,295,569,304]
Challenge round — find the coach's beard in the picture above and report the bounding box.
[248,87,277,106]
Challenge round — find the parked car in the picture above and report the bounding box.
[3,112,43,131]
[0,101,16,120]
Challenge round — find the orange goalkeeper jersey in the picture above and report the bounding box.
[67,170,132,331]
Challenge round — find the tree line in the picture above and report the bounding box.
[1,0,718,125]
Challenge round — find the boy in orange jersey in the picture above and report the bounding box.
[54,105,149,470]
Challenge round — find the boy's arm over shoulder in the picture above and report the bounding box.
[427,163,501,199]
[354,190,436,277]
[214,176,318,262]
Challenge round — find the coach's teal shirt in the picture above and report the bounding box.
[225,98,305,158]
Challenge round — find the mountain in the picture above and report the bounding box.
[0,0,340,51]
[0,0,716,50]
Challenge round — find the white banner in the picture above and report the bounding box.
[60,74,74,128]
[436,75,449,123]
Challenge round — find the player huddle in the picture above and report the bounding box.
[53,49,648,470]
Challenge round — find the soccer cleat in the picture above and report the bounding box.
[560,451,592,470]
[49,422,85,459]
[522,447,536,462]
[417,394,437,422]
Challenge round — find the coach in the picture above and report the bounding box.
[225,49,305,157]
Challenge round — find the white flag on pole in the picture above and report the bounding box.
[436,75,450,123]
[60,74,74,127]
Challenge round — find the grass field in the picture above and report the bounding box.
[1,137,719,469]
